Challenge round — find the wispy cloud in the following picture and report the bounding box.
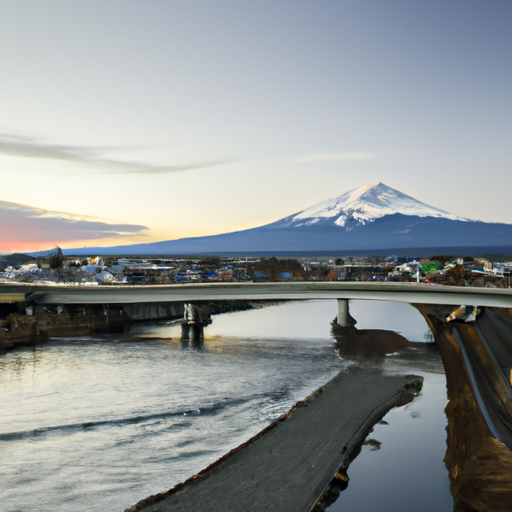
[0,199,148,251]
[290,152,380,163]
[0,132,237,174]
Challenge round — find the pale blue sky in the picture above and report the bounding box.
[0,1,511,250]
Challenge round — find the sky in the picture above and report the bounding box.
[0,0,511,253]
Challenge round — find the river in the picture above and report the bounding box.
[0,300,451,511]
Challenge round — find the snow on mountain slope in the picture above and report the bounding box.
[276,181,468,229]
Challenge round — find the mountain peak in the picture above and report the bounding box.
[276,182,468,230]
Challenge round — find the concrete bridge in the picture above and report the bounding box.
[2,281,512,329]
[2,280,512,306]
[2,280,512,450]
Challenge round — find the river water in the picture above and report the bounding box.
[0,300,452,511]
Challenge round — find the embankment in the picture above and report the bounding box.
[0,302,184,350]
[414,304,512,512]
[124,367,422,512]
[0,299,278,351]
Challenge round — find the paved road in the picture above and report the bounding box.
[2,281,512,307]
[453,308,512,450]
[477,309,512,382]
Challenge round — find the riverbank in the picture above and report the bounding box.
[0,300,276,352]
[124,366,422,512]
[413,304,512,512]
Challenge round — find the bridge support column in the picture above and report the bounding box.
[337,299,356,327]
[181,303,204,341]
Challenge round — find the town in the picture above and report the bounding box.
[1,249,511,288]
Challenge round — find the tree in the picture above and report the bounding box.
[49,247,64,269]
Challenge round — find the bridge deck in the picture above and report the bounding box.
[2,282,512,308]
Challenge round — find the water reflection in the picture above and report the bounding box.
[309,318,451,512]
[332,325,410,360]
[129,299,432,344]
[317,302,512,512]
[315,365,451,512]
[180,338,205,350]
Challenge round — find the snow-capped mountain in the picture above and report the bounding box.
[60,182,512,256]
[273,182,468,230]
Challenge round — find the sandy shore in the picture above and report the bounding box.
[124,366,422,512]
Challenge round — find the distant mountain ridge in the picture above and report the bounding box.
[58,182,512,256]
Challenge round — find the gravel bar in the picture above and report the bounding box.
[124,366,423,512]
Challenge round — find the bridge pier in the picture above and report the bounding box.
[337,299,356,327]
[181,303,204,341]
